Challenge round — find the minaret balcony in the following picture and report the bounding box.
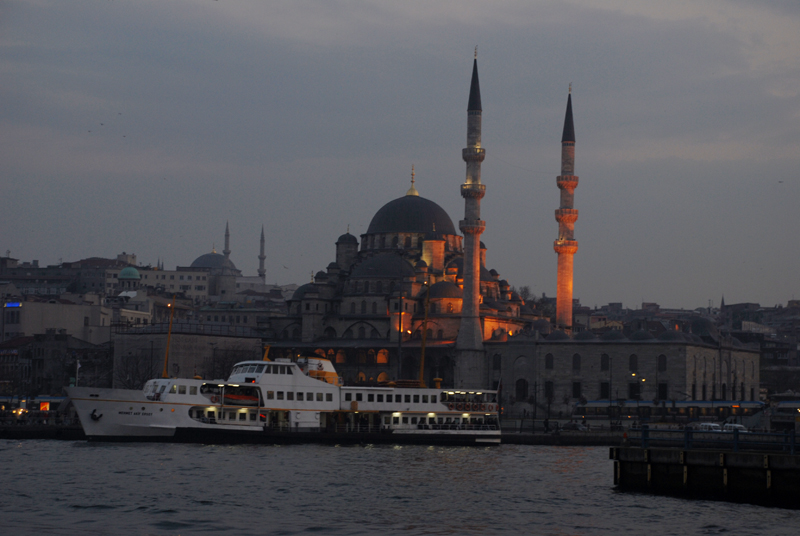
[553,239,578,255]
[462,147,486,162]
[459,219,486,235]
[555,208,578,224]
[557,175,579,190]
[460,183,486,199]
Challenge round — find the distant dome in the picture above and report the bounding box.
[350,253,415,280]
[630,329,655,341]
[291,283,318,301]
[533,319,551,335]
[314,271,327,280]
[601,330,627,341]
[448,258,494,282]
[337,232,358,245]
[574,330,598,340]
[547,330,570,341]
[190,252,238,272]
[428,281,463,299]
[366,195,456,236]
[118,266,140,280]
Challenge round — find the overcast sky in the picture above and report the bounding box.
[2,0,799,310]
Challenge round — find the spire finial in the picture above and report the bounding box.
[569,82,571,94]
[212,243,216,254]
[310,271,314,283]
[347,224,350,233]
[406,164,419,196]
[474,45,478,59]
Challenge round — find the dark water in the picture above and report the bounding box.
[1,441,797,535]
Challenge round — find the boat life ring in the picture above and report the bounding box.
[488,404,494,411]
[211,395,219,403]
[448,403,454,410]
[472,403,479,411]
[456,403,463,411]
[317,362,323,371]
[481,404,486,411]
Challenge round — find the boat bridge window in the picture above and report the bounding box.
[368,394,374,402]
[395,395,402,403]
[356,393,363,402]
[411,417,418,424]
[298,392,304,401]
[307,392,313,401]
[377,394,384,402]
[318,393,325,402]
[277,392,284,400]
[287,392,294,401]
[413,395,419,403]
[178,385,186,395]
[239,413,247,421]
[422,395,428,403]
[267,391,274,399]
[345,393,352,401]
[393,417,399,424]
[402,417,408,424]
[327,393,332,401]
[404,395,411,403]
[170,385,177,394]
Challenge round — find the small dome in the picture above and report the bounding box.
[489,269,499,277]
[327,262,340,270]
[448,258,494,282]
[428,281,463,299]
[546,330,571,341]
[658,330,685,341]
[291,283,318,301]
[601,330,628,341]
[509,292,522,302]
[499,279,510,288]
[480,241,486,249]
[415,259,428,269]
[315,270,327,280]
[574,330,598,340]
[350,253,415,279]
[337,233,358,245]
[630,329,655,341]
[118,266,141,280]
[533,319,551,334]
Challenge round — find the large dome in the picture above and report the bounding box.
[190,252,238,271]
[366,195,456,236]
[350,253,415,279]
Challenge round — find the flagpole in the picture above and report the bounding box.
[76,359,80,387]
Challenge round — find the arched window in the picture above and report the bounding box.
[350,302,356,314]
[447,302,454,313]
[430,302,437,314]
[377,372,389,383]
[600,354,609,371]
[572,354,581,371]
[371,302,378,314]
[363,281,369,293]
[657,354,667,372]
[377,349,389,364]
[336,350,347,363]
[515,378,529,400]
[629,354,638,372]
[376,281,383,294]
[358,350,367,363]
[492,354,502,370]
[370,328,379,338]
[388,281,395,293]
[404,236,411,248]
[545,354,554,370]
[426,328,433,339]
[392,236,399,248]
[291,328,300,340]
[358,326,366,339]
[380,236,386,249]
[323,327,337,339]
[367,349,376,365]
[357,372,366,382]
[361,301,367,314]
[437,329,444,339]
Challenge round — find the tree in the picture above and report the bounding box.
[115,349,159,390]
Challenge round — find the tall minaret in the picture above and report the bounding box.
[455,48,487,387]
[258,225,266,282]
[223,221,231,259]
[554,86,578,332]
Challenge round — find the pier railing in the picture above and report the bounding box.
[628,426,797,454]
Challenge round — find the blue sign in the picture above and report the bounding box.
[4,302,22,308]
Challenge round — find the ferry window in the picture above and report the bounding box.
[438,417,443,424]
[279,366,285,374]
[247,365,256,373]
[286,367,293,375]
[277,392,284,400]
[207,411,215,419]
[396,395,402,402]
[422,395,428,403]
[239,413,246,421]
[298,392,304,401]
[228,412,235,420]
[267,391,274,400]
[393,417,399,424]
[368,394,374,402]
[377,394,384,402]
[356,393,363,402]
[326,393,332,402]
[404,395,411,403]
[170,384,177,394]
[178,385,186,395]
[402,417,409,424]
[190,386,197,395]
[431,394,437,403]
[345,393,352,401]
[250,412,256,421]
[429,418,436,424]
[413,395,420,403]
[307,392,313,401]
[316,393,323,402]
[384,416,390,424]
[287,392,294,401]
[256,365,265,373]
[411,417,418,424]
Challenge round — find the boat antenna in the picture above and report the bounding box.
[162,294,176,378]
[418,281,431,388]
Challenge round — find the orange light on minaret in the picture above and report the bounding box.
[554,86,578,331]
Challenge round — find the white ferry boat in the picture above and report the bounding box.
[66,357,501,446]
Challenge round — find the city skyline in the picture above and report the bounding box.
[2,1,799,310]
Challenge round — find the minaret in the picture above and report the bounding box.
[455,48,487,387]
[258,225,266,282]
[223,221,231,259]
[554,86,578,332]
